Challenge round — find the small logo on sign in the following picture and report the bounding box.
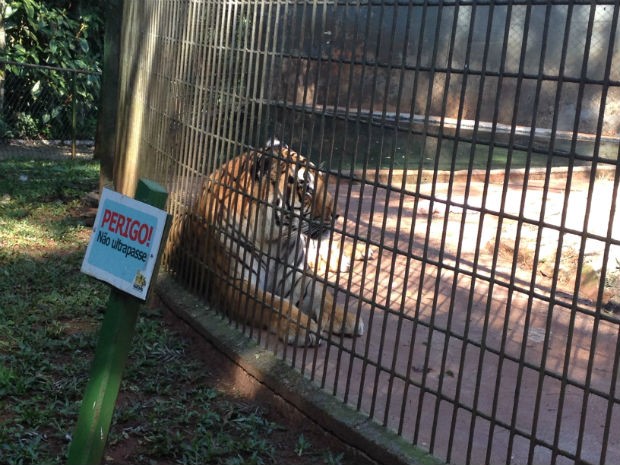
[133,271,147,291]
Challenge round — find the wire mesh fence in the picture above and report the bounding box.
[113,1,620,464]
[0,60,100,159]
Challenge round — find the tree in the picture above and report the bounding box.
[2,0,102,67]
[0,0,103,139]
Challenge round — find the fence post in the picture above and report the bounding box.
[71,71,77,159]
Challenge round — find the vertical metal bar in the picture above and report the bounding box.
[287,0,311,368]
[528,4,598,464]
[364,0,412,429]
[363,0,391,421]
[599,246,620,465]
[299,0,328,376]
[328,0,373,404]
[318,2,349,391]
[382,0,418,431]
[320,2,369,400]
[503,2,569,462]
[308,0,337,385]
[565,5,619,462]
[251,0,275,350]
[429,2,486,461]
[71,71,77,159]
[249,0,282,353]
[479,4,532,462]
[187,0,209,294]
[500,9,555,465]
[352,1,389,420]
[470,3,551,464]
[412,3,464,458]
[397,0,431,439]
[244,1,261,147]
[432,3,473,458]
[410,0,448,448]
[596,106,620,464]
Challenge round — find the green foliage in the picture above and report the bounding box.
[323,451,345,465]
[295,433,312,456]
[13,111,39,138]
[1,1,103,139]
[2,0,103,67]
[0,157,103,464]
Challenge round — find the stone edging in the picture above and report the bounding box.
[350,164,617,187]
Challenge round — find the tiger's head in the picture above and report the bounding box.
[251,140,337,239]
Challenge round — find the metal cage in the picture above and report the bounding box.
[114,2,620,464]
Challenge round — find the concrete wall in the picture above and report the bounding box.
[273,2,620,138]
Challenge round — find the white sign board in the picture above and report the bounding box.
[81,188,169,300]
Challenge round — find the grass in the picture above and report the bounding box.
[0,157,359,465]
[0,158,105,465]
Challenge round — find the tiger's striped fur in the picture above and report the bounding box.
[191,142,365,346]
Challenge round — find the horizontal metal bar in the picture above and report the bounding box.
[0,59,100,76]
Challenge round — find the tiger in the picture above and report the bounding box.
[189,140,369,346]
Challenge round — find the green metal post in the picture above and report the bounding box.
[71,72,77,159]
[67,179,168,465]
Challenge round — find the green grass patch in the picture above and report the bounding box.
[0,158,105,464]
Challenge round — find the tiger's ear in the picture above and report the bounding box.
[264,137,282,149]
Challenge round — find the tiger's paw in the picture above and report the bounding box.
[345,242,375,262]
[326,309,364,337]
[282,320,321,346]
[341,313,365,337]
[332,241,375,273]
[306,236,376,275]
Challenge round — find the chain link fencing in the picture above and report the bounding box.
[0,60,100,160]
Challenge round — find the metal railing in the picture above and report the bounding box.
[0,60,100,159]
[113,1,620,464]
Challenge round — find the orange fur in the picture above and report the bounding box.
[189,145,365,346]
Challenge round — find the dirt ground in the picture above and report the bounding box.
[0,140,95,161]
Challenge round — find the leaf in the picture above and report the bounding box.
[41,108,62,124]
[4,5,15,19]
[79,38,89,53]
[31,80,41,97]
[23,0,35,19]
[14,43,27,55]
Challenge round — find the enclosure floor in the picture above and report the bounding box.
[256,174,619,465]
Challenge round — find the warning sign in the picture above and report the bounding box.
[81,188,169,300]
